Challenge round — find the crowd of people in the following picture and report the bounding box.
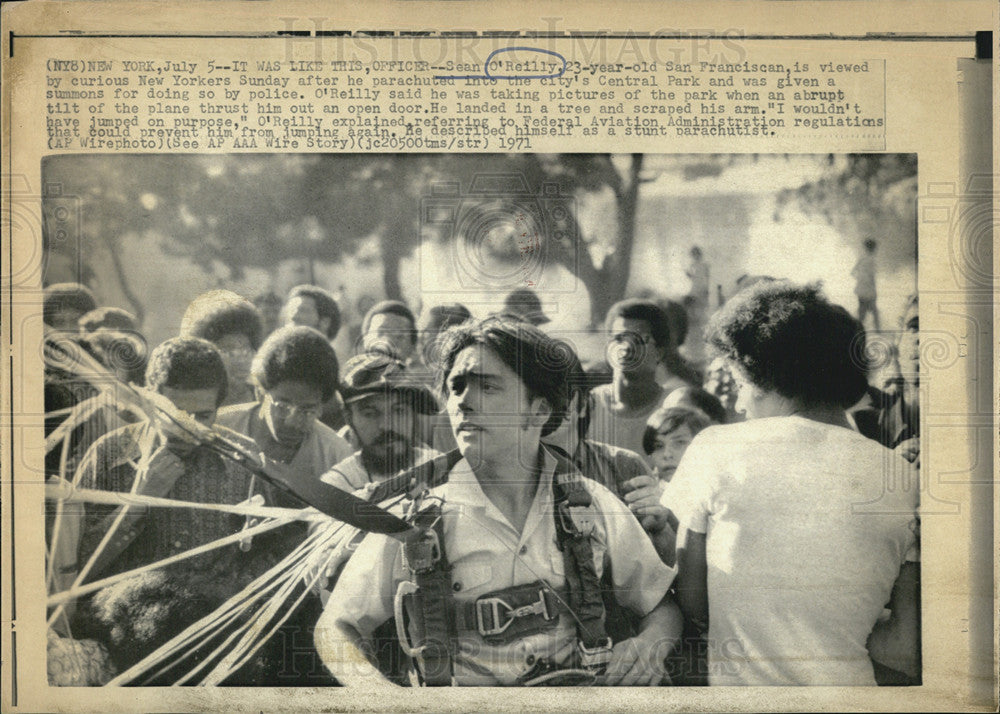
[42,270,922,688]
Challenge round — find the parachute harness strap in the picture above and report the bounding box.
[552,466,613,672]
[401,498,454,686]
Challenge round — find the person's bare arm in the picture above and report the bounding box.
[674,529,709,634]
[314,610,399,689]
[601,592,683,686]
[867,561,920,679]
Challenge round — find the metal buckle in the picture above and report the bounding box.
[475,588,553,637]
[577,637,613,671]
[558,502,596,538]
[404,527,441,573]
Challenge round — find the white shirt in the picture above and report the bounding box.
[666,416,918,685]
[322,448,676,685]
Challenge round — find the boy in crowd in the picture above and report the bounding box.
[59,337,256,677]
[180,289,263,407]
[216,325,352,503]
[215,324,352,685]
[643,406,715,485]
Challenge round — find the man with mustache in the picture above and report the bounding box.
[321,352,440,493]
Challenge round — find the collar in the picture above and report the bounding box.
[442,447,559,519]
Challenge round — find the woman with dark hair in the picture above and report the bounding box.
[669,281,919,685]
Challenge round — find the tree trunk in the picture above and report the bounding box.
[609,153,643,284]
[102,234,146,326]
[379,230,404,302]
[561,154,644,327]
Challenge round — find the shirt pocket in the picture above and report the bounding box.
[451,557,497,599]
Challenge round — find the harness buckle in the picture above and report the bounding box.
[404,526,441,573]
[557,501,596,538]
[577,637,613,671]
[475,588,553,637]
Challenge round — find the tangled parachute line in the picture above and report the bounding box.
[43,338,411,685]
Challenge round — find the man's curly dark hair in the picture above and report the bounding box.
[83,330,149,386]
[435,316,574,437]
[144,336,229,405]
[706,281,869,410]
[250,325,340,402]
[179,290,263,350]
[361,300,417,347]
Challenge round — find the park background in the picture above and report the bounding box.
[41,152,916,367]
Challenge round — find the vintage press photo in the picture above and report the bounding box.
[36,150,923,681]
[2,2,995,712]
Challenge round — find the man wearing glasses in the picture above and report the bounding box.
[216,325,353,502]
[215,324,352,684]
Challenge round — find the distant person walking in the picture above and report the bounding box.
[685,246,710,310]
[683,246,711,365]
[852,238,881,331]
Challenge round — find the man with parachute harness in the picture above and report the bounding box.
[315,316,682,686]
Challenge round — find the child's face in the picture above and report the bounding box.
[650,423,695,481]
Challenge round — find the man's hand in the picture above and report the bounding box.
[599,635,670,686]
[622,475,668,533]
[896,437,919,467]
[136,446,187,496]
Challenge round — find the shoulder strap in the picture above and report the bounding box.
[402,502,454,685]
[550,452,610,656]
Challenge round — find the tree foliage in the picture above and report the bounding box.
[775,154,917,267]
[43,153,658,326]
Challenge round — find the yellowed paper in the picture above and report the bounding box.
[2,1,996,711]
